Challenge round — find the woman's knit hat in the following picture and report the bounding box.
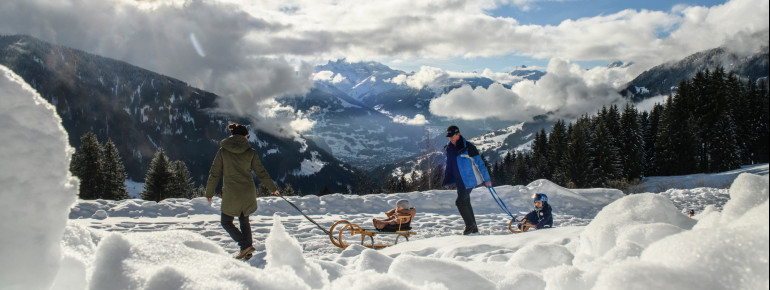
[228,123,249,136]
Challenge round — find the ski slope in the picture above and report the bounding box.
[2,65,769,290]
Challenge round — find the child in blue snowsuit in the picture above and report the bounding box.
[519,193,553,230]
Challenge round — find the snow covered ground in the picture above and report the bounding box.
[2,65,769,290]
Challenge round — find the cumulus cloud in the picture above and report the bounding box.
[392,114,429,125]
[430,58,629,121]
[313,70,347,84]
[0,0,313,137]
[388,66,450,90]
[1,0,767,132]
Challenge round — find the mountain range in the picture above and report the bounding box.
[0,35,361,195]
[2,34,767,194]
[621,46,769,101]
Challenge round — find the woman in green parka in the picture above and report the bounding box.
[206,123,278,260]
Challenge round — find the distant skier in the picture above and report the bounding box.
[518,193,553,231]
[372,199,417,232]
[206,123,278,260]
[442,125,492,235]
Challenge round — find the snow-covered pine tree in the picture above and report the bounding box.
[70,131,103,200]
[101,139,127,200]
[142,149,172,202]
[169,160,194,198]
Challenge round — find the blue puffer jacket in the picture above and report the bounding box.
[443,136,491,189]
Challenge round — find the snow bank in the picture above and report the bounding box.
[61,227,321,289]
[265,215,328,289]
[0,65,78,288]
[590,173,769,289]
[636,163,769,192]
[575,193,696,263]
[50,173,769,289]
[389,255,496,290]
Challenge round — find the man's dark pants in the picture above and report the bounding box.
[221,212,253,250]
[455,183,478,234]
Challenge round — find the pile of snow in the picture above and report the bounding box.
[0,66,78,288]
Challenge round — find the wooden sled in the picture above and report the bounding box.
[329,217,417,249]
[508,216,536,233]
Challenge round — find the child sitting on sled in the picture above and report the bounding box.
[372,199,417,232]
[517,193,553,231]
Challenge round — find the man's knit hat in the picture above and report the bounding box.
[396,199,410,209]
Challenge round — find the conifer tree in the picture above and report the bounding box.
[564,119,591,188]
[258,183,270,197]
[142,149,172,202]
[754,79,770,163]
[547,120,568,185]
[642,104,663,176]
[70,132,104,200]
[513,151,529,185]
[709,114,741,172]
[283,183,295,196]
[169,160,194,198]
[502,151,515,185]
[532,129,551,180]
[101,139,127,200]
[619,104,644,181]
[590,117,621,186]
[319,185,331,196]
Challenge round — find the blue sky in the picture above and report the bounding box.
[389,0,731,73]
[489,0,726,26]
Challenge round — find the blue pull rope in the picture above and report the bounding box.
[487,186,516,220]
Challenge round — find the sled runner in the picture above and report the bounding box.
[328,219,417,249]
[274,192,416,249]
[508,216,536,233]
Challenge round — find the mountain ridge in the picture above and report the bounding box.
[0,34,361,195]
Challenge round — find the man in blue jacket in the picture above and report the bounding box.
[443,125,492,235]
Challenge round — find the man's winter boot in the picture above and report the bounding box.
[235,246,256,259]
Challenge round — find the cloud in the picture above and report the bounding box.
[313,70,347,83]
[635,95,669,113]
[392,114,429,125]
[0,0,313,137]
[1,0,766,132]
[388,66,450,90]
[429,58,629,121]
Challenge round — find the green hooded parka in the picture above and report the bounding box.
[206,135,277,217]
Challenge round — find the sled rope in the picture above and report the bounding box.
[275,193,338,240]
[487,186,516,220]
